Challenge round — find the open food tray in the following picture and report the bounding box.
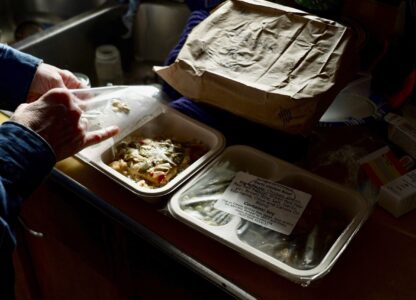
[168,145,372,285]
[75,85,225,202]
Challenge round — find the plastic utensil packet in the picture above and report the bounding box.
[71,85,166,144]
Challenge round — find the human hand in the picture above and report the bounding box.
[27,63,86,102]
[10,88,119,161]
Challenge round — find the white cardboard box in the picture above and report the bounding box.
[378,169,416,217]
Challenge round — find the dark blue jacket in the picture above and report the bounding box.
[0,44,55,299]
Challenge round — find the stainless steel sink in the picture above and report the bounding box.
[8,0,190,87]
[10,0,107,21]
[0,0,106,43]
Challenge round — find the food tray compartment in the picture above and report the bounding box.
[76,86,225,202]
[168,145,371,285]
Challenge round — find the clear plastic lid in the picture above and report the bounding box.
[168,145,372,285]
[72,85,166,144]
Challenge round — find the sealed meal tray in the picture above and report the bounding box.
[168,145,372,285]
[75,85,225,202]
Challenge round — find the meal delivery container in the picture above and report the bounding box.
[75,85,225,202]
[168,145,372,285]
[75,86,371,285]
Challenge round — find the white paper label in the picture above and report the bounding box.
[214,172,311,235]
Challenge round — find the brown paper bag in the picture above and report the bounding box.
[154,0,355,134]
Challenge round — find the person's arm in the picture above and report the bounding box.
[0,121,55,297]
[0,88,119,253]
[0,48,118,296]
[0,44,42,111]
[0,122,55,244]
[162,10,209,100]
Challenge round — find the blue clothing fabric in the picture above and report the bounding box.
[163,10,210,100]
[0,44,55,299]
[0,44,42,111]
[119,0,141,38]
[185,0,225,11]
[162,10,308,162]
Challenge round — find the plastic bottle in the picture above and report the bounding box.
[94,44,123,86]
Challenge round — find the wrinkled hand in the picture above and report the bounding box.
[27,63,86,102]
[10,88,119,161]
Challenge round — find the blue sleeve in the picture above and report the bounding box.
[185,0,225,11]
[0,44,42,111]
[0,121,55,249]
[162,10,210,100]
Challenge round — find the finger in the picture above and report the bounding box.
[79,117,89,131]
[60,69,85,89]
[43,89,83,119]
[83,126,120,148]
[69,96,84,117]
[42,88,72,105]
[73,91,95,101]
